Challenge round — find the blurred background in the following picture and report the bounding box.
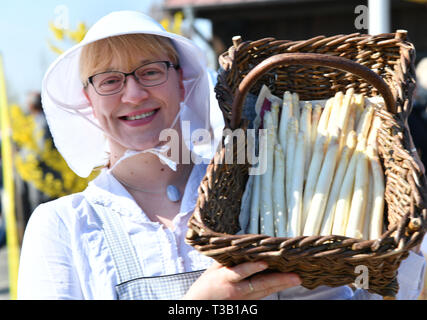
[1,0,427,300]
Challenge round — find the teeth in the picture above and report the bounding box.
[125,110,156,120]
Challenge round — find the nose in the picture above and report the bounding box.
[120,75,149,104]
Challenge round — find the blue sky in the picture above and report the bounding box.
[0,0,163,106]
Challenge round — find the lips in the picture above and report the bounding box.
[121,110,156,120]
[119,108,159,126]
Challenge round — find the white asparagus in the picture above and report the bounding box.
[365,113,384,239]
[331,156,357,235]
[271,100,280,133]
[354,93,365,126]
[327,92,343,136]
[288,131,305,237]
[316,97,334,139]
[279,91,292,149]
[260,111,275,236]
[320,130,357,235]
[278,92,291,190]
[331,106,372,237]
[301,95,335,228]
[337,88,355,152]
[273,143,287,237]
[345,150,369,239]
[365,113,383,239]
[331,141,364,236]
[247,89,387,239]
[331,95,374,236]
[356,104,374,138]
[363,166,373,240]
[292,92,300,122]
[248,172,261,234]
[300,102,313,178]
[311,104,323,148]
[338,89,354,134]
[345,102,356,137]
[302,134,328,226]
[285,117,298,209]
[338,88,356,142]
[303,136,340,236]
[367,145,385,240]
[367,114,382,149]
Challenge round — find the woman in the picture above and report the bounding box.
[17,11,425,300]
[17,10,300,300]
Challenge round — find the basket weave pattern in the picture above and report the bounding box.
[186,32,427,298]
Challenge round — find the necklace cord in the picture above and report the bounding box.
[111,173,182,202]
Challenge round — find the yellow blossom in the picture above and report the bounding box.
[48,21,65,40]
[160,18,170,31]
[47,40,64,55]
[11,104,98,198]
[172,12,183,35]
[66,22,87,43]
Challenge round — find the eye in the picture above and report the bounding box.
[140,68,163,78]
[100,77,122,86]
[136,62,167,81]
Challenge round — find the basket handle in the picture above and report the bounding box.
[230,52,396,129]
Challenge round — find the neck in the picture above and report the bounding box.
[111,151,193,191]
[108,141,194,227]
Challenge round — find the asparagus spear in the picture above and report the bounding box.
[292,92,300,122]
[311,104,323,150]
[303,135,340,236]
[320,130,357,235]
[367,145,385,240]
[302,134,328,227]
[278,91,292,156]
[260,111,276,236]
[285,117,298,210]
[363,163,373,240]
[300,102,313,179]
[332,99,373,236]
[327,92,343,136]
[366,114,384,240]
[271,100,280,133]
[288,131,305,237]
[345,147,369,239]
[273,143,287,237]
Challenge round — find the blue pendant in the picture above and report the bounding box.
[166,185,181,202]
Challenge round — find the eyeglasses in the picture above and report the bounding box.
[87,61,179,96]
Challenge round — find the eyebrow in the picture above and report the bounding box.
[109,60,158,72]
[140,59,154,64]
[92,59,163,77]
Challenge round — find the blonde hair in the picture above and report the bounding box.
[79,33,179,86]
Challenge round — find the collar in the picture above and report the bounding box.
[84,163,208,226]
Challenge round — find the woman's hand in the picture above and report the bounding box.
[182,261,301,300]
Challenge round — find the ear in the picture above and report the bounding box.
[82,88,97,118]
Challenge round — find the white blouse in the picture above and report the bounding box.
[17,164,426,300]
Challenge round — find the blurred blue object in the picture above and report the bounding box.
[242,92,258,128]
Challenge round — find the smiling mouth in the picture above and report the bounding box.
[120,109,158,121]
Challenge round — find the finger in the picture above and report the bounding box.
[222,261,269,283]
[251,271,301,289]
[245,272,301,299]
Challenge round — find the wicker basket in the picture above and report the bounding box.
[186,31,427,298]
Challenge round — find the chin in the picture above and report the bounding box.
[126,139,163,151]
